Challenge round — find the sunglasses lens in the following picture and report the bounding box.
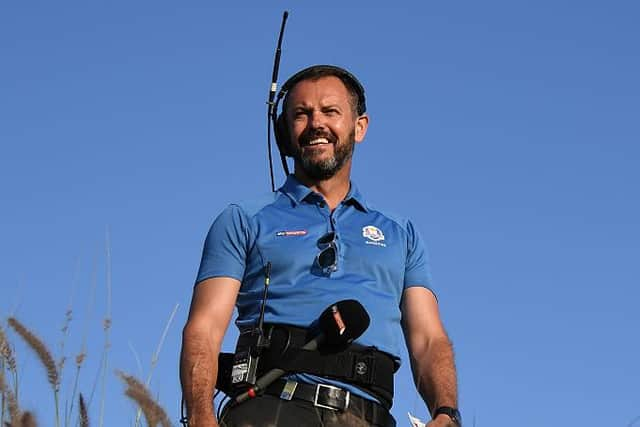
[318,246,336,269]
[318,232,336,246]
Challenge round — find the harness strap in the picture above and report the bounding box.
[264,347,395,404]
[260,323,397,407]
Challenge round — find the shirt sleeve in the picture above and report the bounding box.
[403,219,435,295]
[195,204,249,285]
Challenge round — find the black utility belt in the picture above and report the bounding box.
[264,379,396,427]
[216,323,398,409]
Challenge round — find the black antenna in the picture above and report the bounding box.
[266,11,289,192]
[257,262,272,332]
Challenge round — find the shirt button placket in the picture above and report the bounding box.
[329,206,338,231]
[330,210,340,267]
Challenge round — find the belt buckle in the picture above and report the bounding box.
[313,384,350,411]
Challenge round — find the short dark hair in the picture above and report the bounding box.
[281,65,367,117]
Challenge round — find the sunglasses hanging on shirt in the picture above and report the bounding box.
[316,231,338,273]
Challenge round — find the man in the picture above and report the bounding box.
[180,65,459,427]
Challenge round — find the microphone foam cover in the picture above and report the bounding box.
[318,299,370,346]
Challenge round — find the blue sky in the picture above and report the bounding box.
[1,2,639,426]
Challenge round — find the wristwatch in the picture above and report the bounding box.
[433,406,462,426]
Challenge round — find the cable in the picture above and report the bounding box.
[216,395,230,421]
[266,11,289,192]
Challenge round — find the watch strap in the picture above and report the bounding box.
[433,406,462,426]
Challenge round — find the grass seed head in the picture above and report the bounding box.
[79,393,89,427]
[0,324,17,373]
[117,371,171,427]
[75,351,86,367]
[8,317,60,391]
[1,367,22,426]
[20,411,37,427]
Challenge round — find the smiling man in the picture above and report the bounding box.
[180,65,460,427]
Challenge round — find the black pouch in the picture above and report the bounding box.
[215,352,234,394]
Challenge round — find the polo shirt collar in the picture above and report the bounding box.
[279,175,369,212]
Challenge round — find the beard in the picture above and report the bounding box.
[292,128,356,181]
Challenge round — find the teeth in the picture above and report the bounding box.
[308,138,329,145]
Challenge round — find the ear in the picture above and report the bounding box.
[354,114,369,143]
[276,114,293,157]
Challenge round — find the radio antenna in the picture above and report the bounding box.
[266,11,289,192]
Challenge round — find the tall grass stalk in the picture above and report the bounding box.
[67,351,86,427]
[133,303,179,427]
[8,317,60,427]
[0,364,11,426]
[1,324,19,427]
[1,361,4,427]
[98,227,113,427]
[3,370,22,427]
[127,341,144,378]
[5,385,21,427]
[86,249,100,407]
[60,308,72,427]
[61,255,81,427]
[0,324,17,380]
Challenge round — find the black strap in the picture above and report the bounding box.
[264,347,395,406]
[433,406,462,426]
[259,323,397,406]
[264,379,396,427]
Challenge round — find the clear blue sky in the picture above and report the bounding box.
[1,2,639,426]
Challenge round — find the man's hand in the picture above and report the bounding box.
[426,414,459,427]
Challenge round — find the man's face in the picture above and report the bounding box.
[285,76,368,180]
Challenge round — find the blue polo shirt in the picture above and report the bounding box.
[197,175,433,397]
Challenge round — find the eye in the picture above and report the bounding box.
[293,110,308,120]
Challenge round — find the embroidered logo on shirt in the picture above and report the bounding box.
[362,225,384,242]
[362,225,386,247]
[276,230,308,237]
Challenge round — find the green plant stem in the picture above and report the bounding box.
[12,369,18,411]
[98,342,109,427]
[55,390,60,427]
[99,226,113,427]
[133,303,179,427]
[1,359,5,427]
[67,364,82,427]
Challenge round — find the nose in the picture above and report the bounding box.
[309,110,326,131]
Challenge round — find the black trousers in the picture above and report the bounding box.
[219,394,395,427]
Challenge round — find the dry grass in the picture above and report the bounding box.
[117,371,171,427]
[7,317,61,427]
[7,318,59,391]
[20,411,38,427]
[1,237,176,427]
[0,324,18,427]
[0,367,22,427]
[0,325,17,374]
[1,318,175,427]
[58,309,73,374]
[79,393,89,427]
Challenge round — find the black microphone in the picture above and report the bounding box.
[319,299,370,348]
[234,299,369,403]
